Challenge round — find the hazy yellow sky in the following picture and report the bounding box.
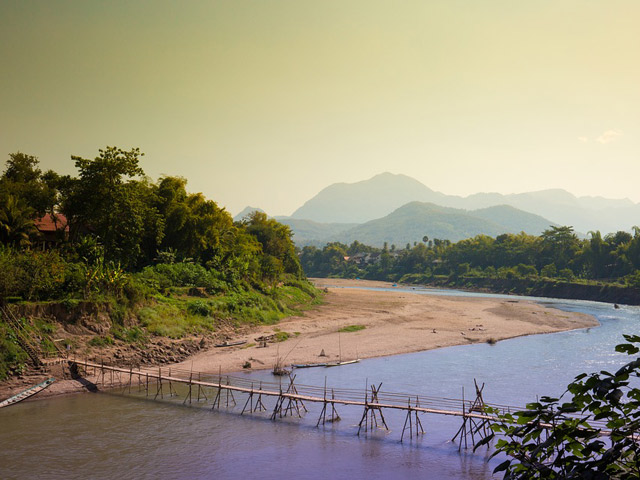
[1,1,639,215]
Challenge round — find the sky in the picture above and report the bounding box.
[1,1,639,216]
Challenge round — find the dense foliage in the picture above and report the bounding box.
[484,335,640,478]
[300,227,640,288]
[0,147,304,301]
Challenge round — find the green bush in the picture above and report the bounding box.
[0,248,66,300]
[187,300,211,316]
[515,263,537,278]
[111,325,147,343]
[136,262,228,294]
[540,263,557,278]
[624,270,640,288]
[558,268,575,281]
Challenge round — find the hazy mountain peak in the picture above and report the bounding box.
[291,172,439,223]
[233,206,265,222]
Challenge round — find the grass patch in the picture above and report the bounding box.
[111,325,147,344]
[339,324,366,333]
[137,302,216,338]
[274,331,290,342]
[88,335,115,347]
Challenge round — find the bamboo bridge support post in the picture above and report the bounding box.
[254,382,266,412]
[401,398,413,442]
[414,397,425,437]
[224,376,236,407]
[271,385,285,420]
[241,384,255,415]
[357,385,370,436]
[155,368,163,400]
[196,372,207,402]
[452,388,469,451]
[316,379,329,427]
[282,375,305,418]
[373,384,389,430]
[184,373,193,405]
[167,368,175,397]
[357,392,367,435]
[467,380,491,448]
[127,367,133,394]
[359,383,389,436]
[330,390,340,422]
[212,369,222,410]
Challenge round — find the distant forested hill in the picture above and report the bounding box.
[327,202,554,247]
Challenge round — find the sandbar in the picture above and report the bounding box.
[175,278,598,373]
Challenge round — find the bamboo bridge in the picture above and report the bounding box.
[69,359,611,449]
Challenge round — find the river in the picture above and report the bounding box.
[1,287,638,480]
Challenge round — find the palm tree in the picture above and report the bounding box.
[0,195,36,247]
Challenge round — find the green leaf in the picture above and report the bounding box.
[493,460,511,473]
[472,433,494,451]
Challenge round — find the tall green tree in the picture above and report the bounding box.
[244,211,303,280]
[155,176,234,264]
[61,147,162,268]
[0,152,60,217]
[0,195,36,247]
[540,226,581,271]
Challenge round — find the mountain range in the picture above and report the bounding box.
[236,173,640,247]
[290,173,639,234]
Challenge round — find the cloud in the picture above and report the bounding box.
[596,130,623,144]
[578,136,589,143]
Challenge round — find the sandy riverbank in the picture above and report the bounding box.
[1,279,598,400]
[174,278,598,373]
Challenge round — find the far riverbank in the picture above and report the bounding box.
[416,276,640,306]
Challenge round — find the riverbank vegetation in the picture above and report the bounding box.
[0,149,320,380]
[300,227,640,304]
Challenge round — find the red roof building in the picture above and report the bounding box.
[34,213,69,247]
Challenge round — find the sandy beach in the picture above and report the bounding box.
[174,278,598,374]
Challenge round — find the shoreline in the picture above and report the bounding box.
[1,279,599,401]
[169,279,598,373]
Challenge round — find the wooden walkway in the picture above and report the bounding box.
[69,359,611,449]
